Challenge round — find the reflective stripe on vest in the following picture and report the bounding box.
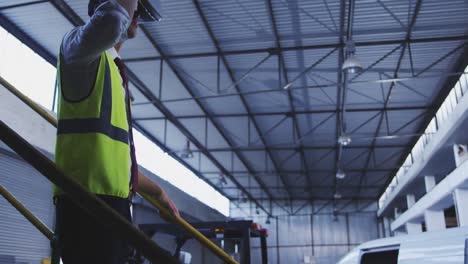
[57,57,128,144]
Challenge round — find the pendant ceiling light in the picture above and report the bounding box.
[179,140,194,159]
[334,192,342,199]
[342,40,363,74]
[338,133,352,146]
[336,169,346,179]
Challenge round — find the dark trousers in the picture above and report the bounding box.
[55,195,132,264]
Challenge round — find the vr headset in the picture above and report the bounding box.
[89,0,162,23]
[137,0,162,22]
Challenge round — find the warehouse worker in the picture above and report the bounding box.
[54,0,179,263]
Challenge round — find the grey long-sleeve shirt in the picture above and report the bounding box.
[60,0,136,101]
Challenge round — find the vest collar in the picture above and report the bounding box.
[108,47,120,60]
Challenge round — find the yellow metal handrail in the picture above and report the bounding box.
[0,184,54,240]
[1,76,238,264]
[0,120,179,263]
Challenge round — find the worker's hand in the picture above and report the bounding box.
[137,172,180,221]
[157,191,180,222]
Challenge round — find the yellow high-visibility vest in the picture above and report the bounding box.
[54,52,130,198]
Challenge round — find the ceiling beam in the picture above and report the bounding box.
[134,105,430,121]
[187,144,407,152]
[222,186,382,190]
[129,70,465,105]
[202,168,398,175]
[124,35,468,62]
[231,197,377,202]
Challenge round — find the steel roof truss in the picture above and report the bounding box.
[349,111,382,135]
[380,71,429,100]
[390,110,426,135]
[122,35,468,62]
[415,41,468,77]
[133,106,429,121]
[127,71,465,105]
[267,0,314,198]
[374,150,403,170]
[355,0,423,199]
[193,0,293,199]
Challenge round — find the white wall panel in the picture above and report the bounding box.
[232,201,379,264]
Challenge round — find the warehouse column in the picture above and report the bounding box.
[424,176,436,192]
[453,188,468,226]
[424,209,446,231]
[406,221,422,234]
[394,208,400,218]
[405,194,422,234]
[392,208,406,236]
[383,217,391,237]
[423,176,445,231]
[406,194,416,208]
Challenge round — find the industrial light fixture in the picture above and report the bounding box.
[256,207,260,215]
[342,40,363,74]
[342,54,363,74]
[336,169,346,179]
[338,133,352,146]
[333,208,339,221]
[334,192,342,199]
[218,173,228,186]
[179,139,194,159]
[266,217,271,225]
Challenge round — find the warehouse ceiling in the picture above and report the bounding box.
[1,0,467,215]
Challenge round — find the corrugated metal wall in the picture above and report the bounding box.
[233,201,379,264]
[0,146,54,263]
